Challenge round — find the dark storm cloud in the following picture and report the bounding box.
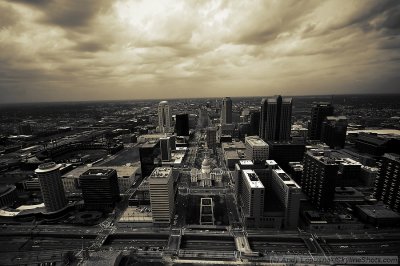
[12,0,112,28]
[0,0,400,103]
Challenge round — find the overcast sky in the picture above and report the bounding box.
[0,0,399,103]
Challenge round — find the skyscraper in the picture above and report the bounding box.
[160,137,171,161]
[259,95,292,141]
[374,153,400,212]
[149,167,175,224]
[35,162,67,212]
[139,140,160,177]
[221,97,232,125]
[241,169,265,224]
[175,113,189,136]
[249,111,260,136]
[321,116,348,149]
[158,101,171,133]
[79,168,120,211]
[308,103,334,140]
[206,127,217,151]
[302,149,339,210]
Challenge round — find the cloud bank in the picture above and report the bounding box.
[0,0,399,103]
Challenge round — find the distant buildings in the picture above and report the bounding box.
[259,95,292,141]
[18,122,32,135]
[374,153,400,212]
[321,116,348,149]
[245,136,269,161]
[198,108,209,128]
[35,162,68,212]
[158,101,171,133]
[308,102,334,140]
[221,97,232,125]
[79,168,120,211]
[175,114,189,136]
[149,167,175,224]
[302,149,339,210]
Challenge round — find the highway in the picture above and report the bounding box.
[181,239,236,251]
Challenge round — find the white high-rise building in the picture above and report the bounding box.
[149,167,174,224]
[269,163,302,228]
[241,169,265,220]
[245,136,269,161]
[35,162,67,213]
[158,101,171,133]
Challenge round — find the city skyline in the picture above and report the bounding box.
[1,0,400,103]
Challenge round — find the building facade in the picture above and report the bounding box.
[259,95,292,141]
[308,103,334,140]
[149,167,175,224]
[35,162,68,212]
[321,116,348,149]
[158,101,171,133]
[79,168,120,211]
[245,136,269,161]
[221,97,232,125]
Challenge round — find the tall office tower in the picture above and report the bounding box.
[302,149,339,210]
[321,116,348,149]
[308,102,334,140]
[35,162,67,212]
[198,108,209,128]
[221,97,232,125]
[249,111,260,136]
[169,135,176,150]
[149,167,174,224]
[79,169,120,211]
[259,95,292,141]
[158,101,171,133]
[245,136,269,161]
[139,140,160,177]
[206,127,217,151]
[160,137,171,161]
[270,167,301,228]
[374,153,400,212]
[241,169,265,223]
[175,114,189,136]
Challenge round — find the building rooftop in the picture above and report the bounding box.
[243,169,264,189]
[81,168,115,177]
[357,204,400,219]
[63,165,139,179]
[273,168,300,188]
[150,167,172,178]
[239,160,254,165]
[245,136,268,147]
[35,162,61,174]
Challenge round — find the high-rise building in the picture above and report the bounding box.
[302,149,339,210]
[270,166,302,228]
[374,153,400,212]
[321,116,348,149]
[245,136,269,161]
[139,140,160,177]
[241,169,265,222]
[175,114,189,136]
[198,108,209,128]
[267,141,306,171]
[206,127,217,151]
[259,95,292,141]
[158,101,171,133]
[221,97,232,125]
[149,167,175,224]
[308,103,334,140]
[249,111,260,136]
[35,162,67,212]
[79,168,120,211]
[160,137,171,161]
